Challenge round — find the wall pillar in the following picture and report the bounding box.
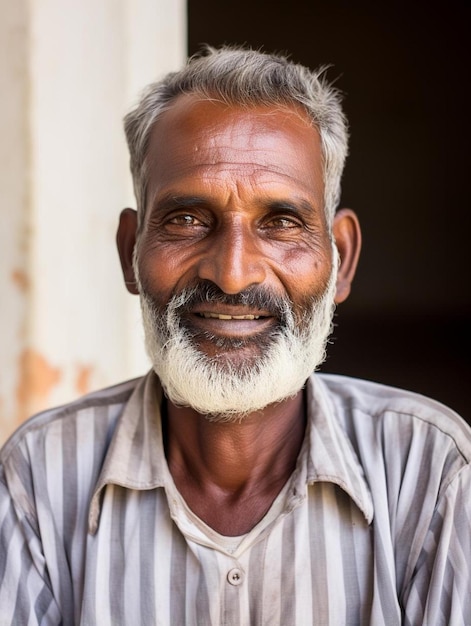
[0,0,186,444]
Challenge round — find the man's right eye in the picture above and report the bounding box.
[169,214,201,226]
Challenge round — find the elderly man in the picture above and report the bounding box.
[1,46,470,625]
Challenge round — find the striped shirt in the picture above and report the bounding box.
[0,371,470,625]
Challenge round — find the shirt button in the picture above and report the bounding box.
[227,568,244,586]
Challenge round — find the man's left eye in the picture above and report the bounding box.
[266,217,299,228]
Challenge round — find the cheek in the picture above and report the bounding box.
[276,246,333,301]
[136,238,201,302]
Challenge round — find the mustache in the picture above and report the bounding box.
[167,280,293,322]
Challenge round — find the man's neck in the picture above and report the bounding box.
[164,391,306,536]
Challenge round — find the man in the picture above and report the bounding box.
[0,45,469,625]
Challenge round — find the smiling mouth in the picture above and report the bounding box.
[184,309,276,345]
[197,312,263,320]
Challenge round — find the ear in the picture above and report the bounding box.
[332,208,362,304]
[116,208,140,295]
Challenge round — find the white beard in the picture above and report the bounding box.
[136,246,338,422]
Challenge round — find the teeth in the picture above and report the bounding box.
[200,313,260,320]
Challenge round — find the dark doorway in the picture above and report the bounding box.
[188,1,470,421]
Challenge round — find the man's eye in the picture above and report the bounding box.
[266,216,300,229]
[169,214,202,226]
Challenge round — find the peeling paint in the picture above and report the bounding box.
[76,364,93,396]
[11,269,29,291]
[16,349,62,423]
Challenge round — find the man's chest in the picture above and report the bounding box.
[74,484,401,625]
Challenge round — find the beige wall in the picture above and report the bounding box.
[0,0,187,444]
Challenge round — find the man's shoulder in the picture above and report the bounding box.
[0,376,144,464]
[316,372,471,461]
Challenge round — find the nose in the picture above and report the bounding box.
[196,219,267,294]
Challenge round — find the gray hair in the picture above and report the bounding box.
[124,45,349,228]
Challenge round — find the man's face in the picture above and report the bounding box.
[133,95,338,418]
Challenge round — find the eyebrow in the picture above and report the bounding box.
[264,199,318,217]
[149,193,321,219]
[150,193,211,214]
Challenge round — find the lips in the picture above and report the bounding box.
[198,312,262,320]
[184,306,275,342]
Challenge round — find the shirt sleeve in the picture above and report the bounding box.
[0,465,62,626]
[402,464,471,626]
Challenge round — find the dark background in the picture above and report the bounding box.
[188,1,470,421]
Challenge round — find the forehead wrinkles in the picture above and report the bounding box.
[153,129,311,178]
[148,135,322,199]
[145,98,325,208]
[162,160,312,185]
[149,97,321,164]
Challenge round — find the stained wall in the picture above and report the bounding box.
[0,0,187,443]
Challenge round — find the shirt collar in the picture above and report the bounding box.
[88,371,373,534]
[89,371,166,533]
[301,375,373,524]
